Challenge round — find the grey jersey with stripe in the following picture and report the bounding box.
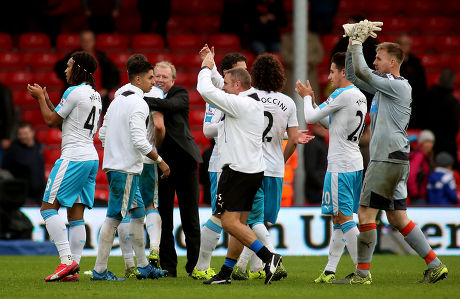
[345,44,411,164]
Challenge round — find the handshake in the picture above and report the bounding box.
[343,19,383,45]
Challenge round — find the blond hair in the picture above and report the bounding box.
[376,42,405,65]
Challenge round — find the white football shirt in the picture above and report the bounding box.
[55,83,102,161]
[99,84,152,174]
[115,84,165,164]
[197,68,265,174]
[256,90,298,177]
[304,85,367,172]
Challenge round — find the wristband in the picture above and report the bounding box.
[155,155,163,163]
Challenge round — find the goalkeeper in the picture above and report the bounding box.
[334,20,448,284]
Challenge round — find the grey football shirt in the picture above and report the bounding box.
[345,44,412,164]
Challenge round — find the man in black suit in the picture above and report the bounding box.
[144,61,202,277]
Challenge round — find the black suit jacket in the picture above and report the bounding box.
[144,85,202,164]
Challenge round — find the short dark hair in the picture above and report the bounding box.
[127,54,147,70]
[220,53,247,74]
[251,54,286,92]
[128,59,153,82]
[69,51,98,89]
[225,67,251,89]
[331,52,346,71]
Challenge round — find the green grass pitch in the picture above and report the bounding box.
[0,255,458,298]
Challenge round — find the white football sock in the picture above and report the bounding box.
[69,220,86,264]
[249,249,264,273]
[130,217,148,268]
[94,217,120,273]
[196,217,222,271]
[118,221,135,269]
[146,210,161,252]
[45,214,72,265]
[342,221,359,265]
[252,223,275,252]
[324,225,345,273]
[236,246,252,270]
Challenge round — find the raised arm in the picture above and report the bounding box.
[197,67,247,118]
[345,47,377,94]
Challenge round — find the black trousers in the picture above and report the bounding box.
[158,153,200,275]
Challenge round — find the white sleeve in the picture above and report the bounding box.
[203,103,221,138]
[55,87,79,119]
[211,65,224,89]
[304,94,345,124]
[98,106,110,147]
[129,103,153,156]
[197,68,249,118]
[287,103,299,128]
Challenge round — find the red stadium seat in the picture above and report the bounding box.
[23,52,62,70]
[190,16,220,34]
[107,52,133,70]
[0,52,23,69]
[34,71,64,89]
[2,71,34,88]
[168,34,203,52]
[21,109,46,127]
[172,0,221,14]
[46,128,62,146]
[56,34,80,52]
[43,149,61,166]
[419,54,451,72]
[131,34,164,52]
[418,17,454,35]
[410,35,435,54]
[337,0,367,16]
[13,90,36,107]
[208,34,241,52]
[380,17,416,34]
[433,36,460,53]
[174,71,196,88]
[96,34,129,52]
[174,53,202,70]
[403,0,442,16]
[321,35,340,53]
[18,33,51,51]
[94,190,109,201]
[189,90,205,108]
[35,129,48,143]
[189,110,205,127]
[0,33,13,51]
[191,129,210,148]
[145,53,176,65]
[167,16,185,35]
[94,188,109,201]
[46,90,63,106]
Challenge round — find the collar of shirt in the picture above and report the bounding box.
[126,83,144,98]
[238,87,256,97]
